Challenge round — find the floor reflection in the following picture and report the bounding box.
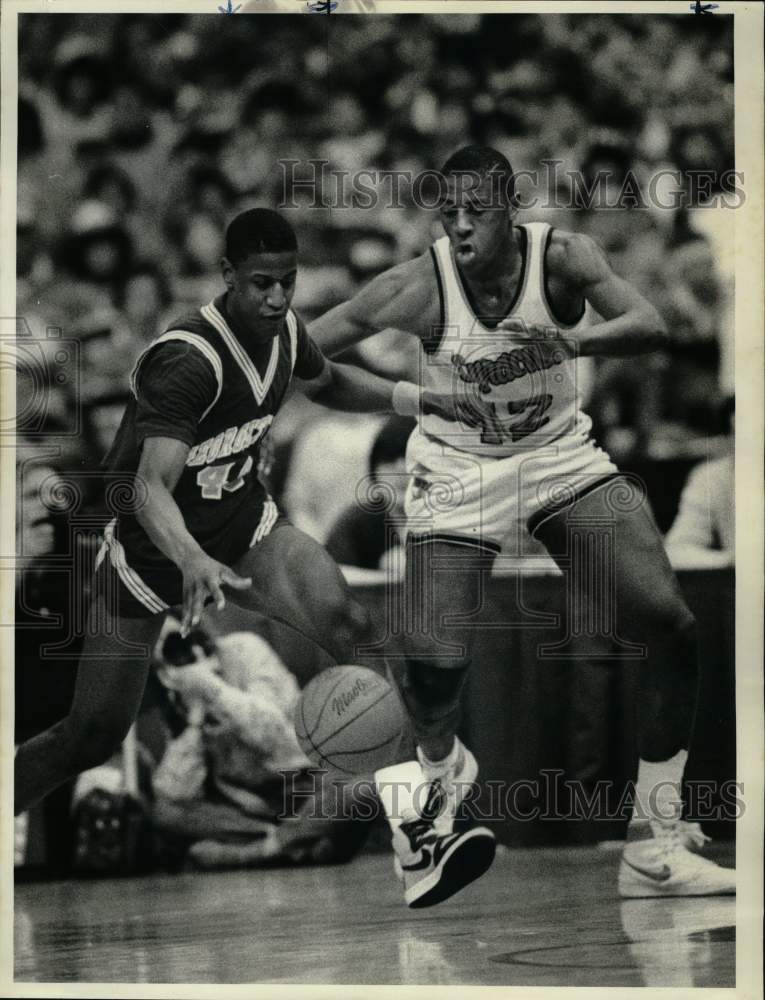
[15,849,737,986]
[620,897,735,987]
[397,932,461,984]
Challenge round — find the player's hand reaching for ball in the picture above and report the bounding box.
[180,553,251,634]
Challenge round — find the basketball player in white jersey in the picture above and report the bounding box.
[309,146,735,907]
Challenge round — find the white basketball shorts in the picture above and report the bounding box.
[403,417,619,556]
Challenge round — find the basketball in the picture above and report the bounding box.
[294,665,405,774]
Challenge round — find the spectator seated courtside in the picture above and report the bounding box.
[151,621,370,869]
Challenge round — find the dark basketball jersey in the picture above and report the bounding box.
[103,293,324,571]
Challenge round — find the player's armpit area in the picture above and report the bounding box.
[292,357,333,397]
[551,231,667,345]
[292,314,328,381]
[548,231,612,289]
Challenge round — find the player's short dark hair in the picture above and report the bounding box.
[440,145,517,207]
[225,208,298,264]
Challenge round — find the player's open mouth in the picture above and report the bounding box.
[456,243,475,259]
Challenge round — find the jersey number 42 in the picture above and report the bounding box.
[456,393,553,445]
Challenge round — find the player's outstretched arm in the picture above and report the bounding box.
[136,437,251,632]
[308,254,438,356]
[296,358,460,422]
[523,232,668,357]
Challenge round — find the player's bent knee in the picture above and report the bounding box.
[674,603,697,639]
[334,596,372,641]
[629,593,697,647]
[653,598,696,640]
[351,599,373,639]
[315,595,372,661]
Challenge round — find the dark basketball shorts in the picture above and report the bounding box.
[91,496,281,619]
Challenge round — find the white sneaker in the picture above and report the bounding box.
[619,816,735,898]
[392,812,496,908]
[678,820,711,852]
[417,738,478,835]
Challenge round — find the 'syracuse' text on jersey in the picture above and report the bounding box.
[102,294,324,593]
[420,221,591,457]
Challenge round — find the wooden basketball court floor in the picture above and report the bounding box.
[14,844,735,987]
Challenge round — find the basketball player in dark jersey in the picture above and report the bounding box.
[14,208,477,856]
[309,147,735,904]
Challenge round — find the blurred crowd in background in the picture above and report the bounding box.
[15,11,737,877]
[18,14,734,505]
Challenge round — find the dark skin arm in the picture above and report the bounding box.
[312,233,667,361]
[307,255,461,418]
[501,231,668,356]
[308,254,439,356]
[135,437,251,633]
[294,355,462,421]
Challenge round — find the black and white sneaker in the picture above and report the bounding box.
[392,812,496,908]
[417,738,479,835]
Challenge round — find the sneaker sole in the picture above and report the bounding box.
[405,827,496,908]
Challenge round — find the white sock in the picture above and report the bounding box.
[417,738,458,776]
[631,749,688,823]
[374,760,425,830]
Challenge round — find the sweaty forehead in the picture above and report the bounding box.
[238,250,297,277]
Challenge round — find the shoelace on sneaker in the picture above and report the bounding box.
[649,799,689,855]
[651,802,712,854]
[650,818,720,879]
[420,780,447,821]
[679,820,711,849]
[400,815,438,853]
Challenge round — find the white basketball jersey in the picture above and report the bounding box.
[420,222,591,457]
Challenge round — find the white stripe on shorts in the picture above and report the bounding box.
[102,519,169,614]
[250,498,278,547]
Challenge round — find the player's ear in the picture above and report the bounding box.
[221,256,235,291]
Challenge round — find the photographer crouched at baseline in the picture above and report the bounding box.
[152,620,371,869]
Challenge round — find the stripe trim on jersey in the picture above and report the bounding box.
[249,497,279,547]
[102,519,169,613]
[287,312,298,375]
[541,227,586,329]
[130,331,224,422]
[201,301,281,406]
[447,225,529,332]
[424,246,447,357]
